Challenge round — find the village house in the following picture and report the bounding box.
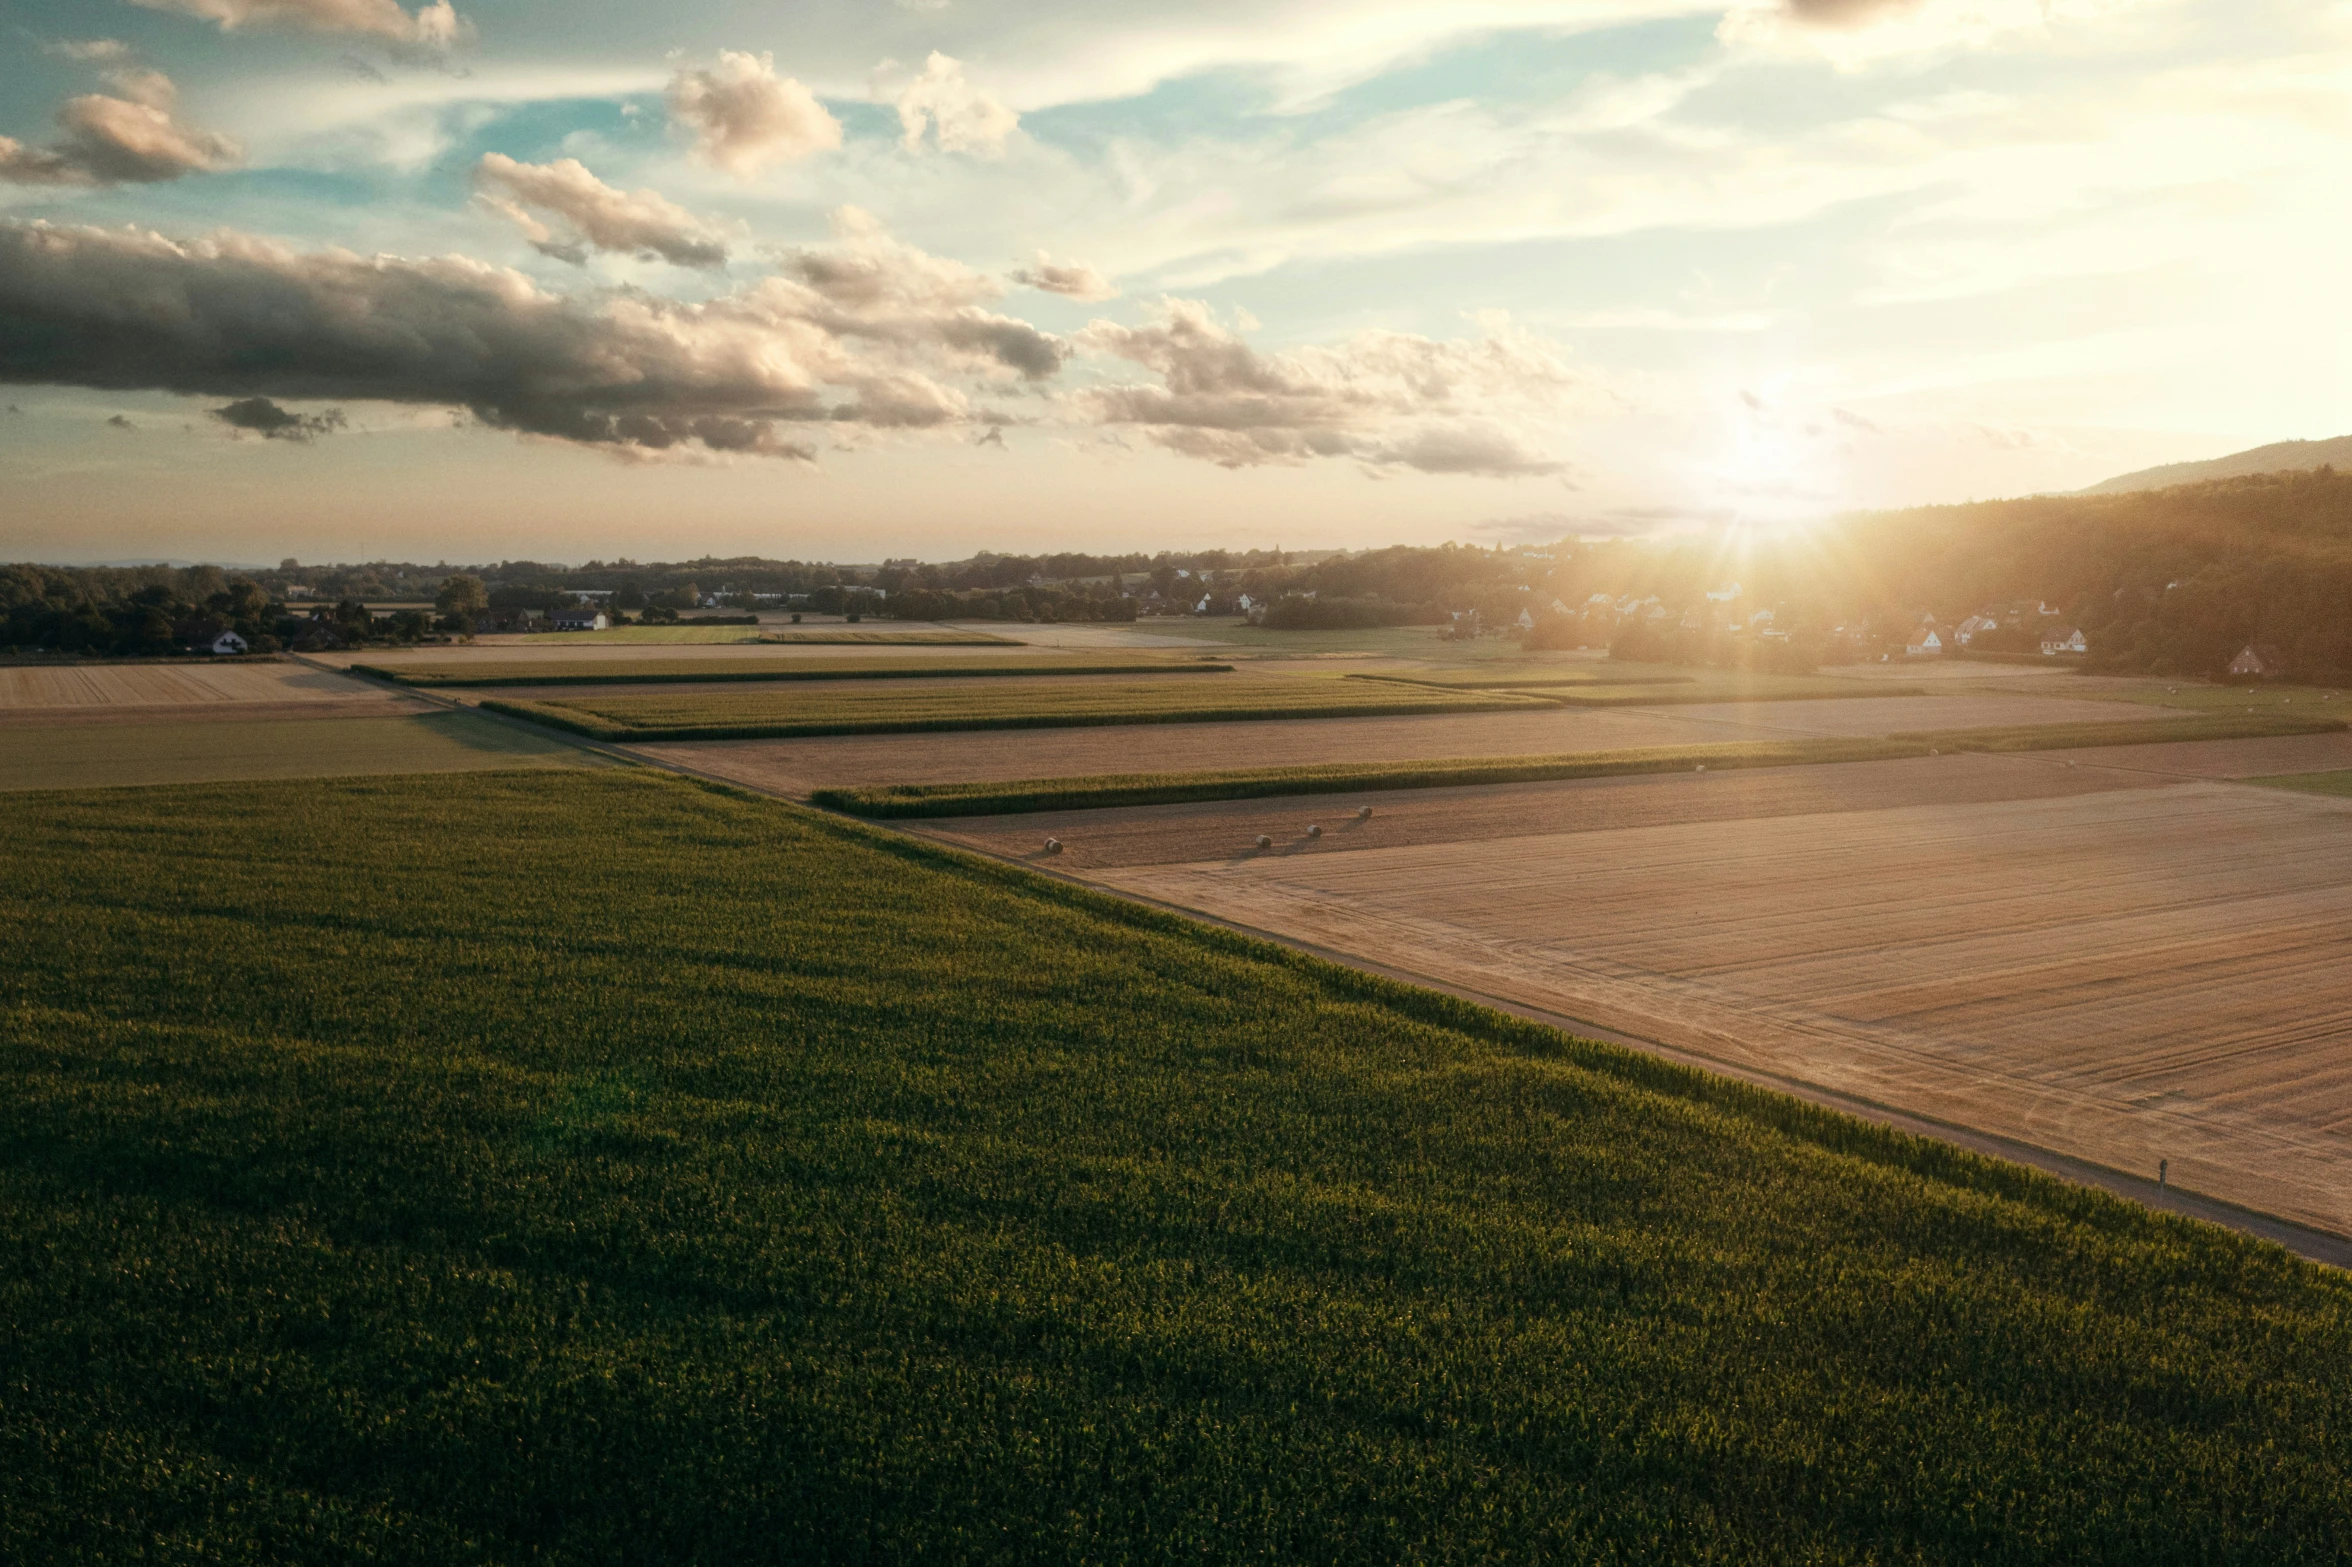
[550,606,611,632]
[1954,613,2000,646]
[2229,644,2286,677]
[1906,627,1943,657]
[2040,627,2089,656]
[207,630,248,655]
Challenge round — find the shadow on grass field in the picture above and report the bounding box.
[3,768,2350,1562]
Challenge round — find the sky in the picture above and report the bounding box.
[0,0,2346,565]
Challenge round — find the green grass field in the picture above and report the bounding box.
[0,712,588,792]
[485,675,1551,741]
[4,769,2350,1562]
[355,657,1229,688]
[2105,683,2348,713]
[2248,770,2352,798]
[817,710,2346,817]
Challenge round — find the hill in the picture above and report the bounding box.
[6,768,2352,1562]
[2082,434,2352,495]
[1831,468,2352,678]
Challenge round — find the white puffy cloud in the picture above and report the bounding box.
[1010,252,1118,300]
[895,52,1019,156]
[0,217,1063,461]
[473,154,729,269]
[127,0,465,47]
[0,74,241,187]
[667,51,842,178]
[1078,300,1575,476]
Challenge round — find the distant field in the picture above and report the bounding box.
[356,656,1227,688]
[1547,676,1923,706]
[0,659,391,709]
[510,626,768,644]
[0,711,587,791]
[2252,770,2352,798]
[759,629,1014,645]
[5,769,2350,1560]
[818,710,2344,817]
[488,676,1550,741]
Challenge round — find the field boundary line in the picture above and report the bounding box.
[888,817,2352,1270]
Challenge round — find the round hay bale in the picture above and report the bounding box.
[1255,834,1273,850]
[1357,805,1373,820]
[1307,824,1323,838]
[1043,838,1062,854]
[1694,764,1706,773]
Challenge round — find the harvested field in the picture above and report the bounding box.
[2047,731,2352,779]
[494,676,1551,741]
[923,751,2171,868]
[1067,782,2352,1236]
[356,656,1225,688]
[0,660,401,710]
[819,712,2339,817]
[644,691,2161,796]
[1646,691,2150,737]
[0,711,588,791]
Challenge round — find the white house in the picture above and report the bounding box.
[2041,627,2088,656]
[550,607,610,632]
[1906,628,1944,657]
[1516,608,1535,630]
[207,630,248,655]
[1955,614,2000,646]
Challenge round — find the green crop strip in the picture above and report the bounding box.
[816,711,2347,817]
[482,677,1551,741]
[3,769,2348,1561]
[356,658,1233,688]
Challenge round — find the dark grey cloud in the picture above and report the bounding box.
[106,413,135,430]
[213,396,347,440]
[0,219,1065,460]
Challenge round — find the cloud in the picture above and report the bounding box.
[895,53,1019,157]
[667,51,841,178]
[0,218,1065,462]
[1780,0,1920,24]
[473,154,729,269]
[1077,300,1574,477]
[212,396,347,440]
[0,75,241,187]
[125,0,465,47]
[106,414,135,430]
[45,39,133,62]
[1010,252,1118,301]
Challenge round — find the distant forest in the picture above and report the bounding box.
[6,470,2349,676]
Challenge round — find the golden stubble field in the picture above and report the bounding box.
[932,761,2352,1237]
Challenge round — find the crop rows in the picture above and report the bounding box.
[484,676,1550,741]
[356,657,1230,688]
[2,769,2349,1562]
